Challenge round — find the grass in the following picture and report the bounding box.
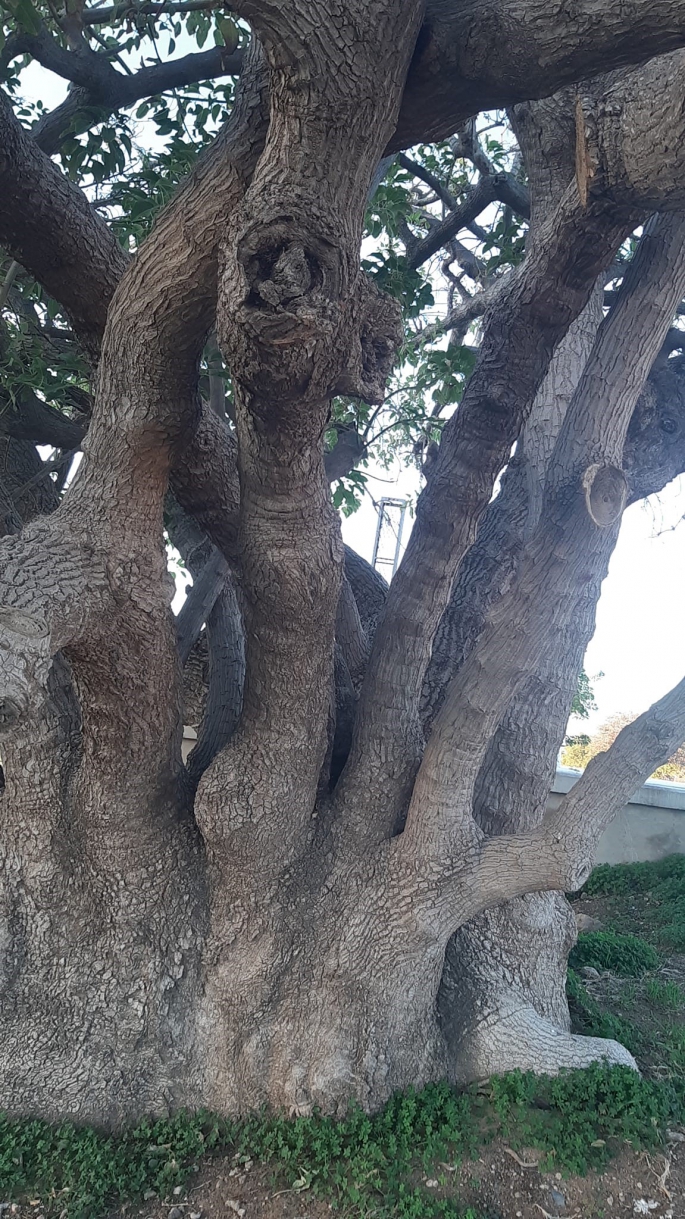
[0,1064,681,1219]
[1,855,684,1219]
[569,930,659,975]
[568,853,685,1112]
[579,854,685,953]
[645,977,685,1009]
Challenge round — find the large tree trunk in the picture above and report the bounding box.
[6,5,685,1129]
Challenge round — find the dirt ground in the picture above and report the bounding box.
[101,1136,684,1219]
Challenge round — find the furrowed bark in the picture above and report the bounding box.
[189,0,425,1114]
[471,672,685,905]
[393,0,685,150]
[7,0,685,1127]
[341,51,685,845]
[197,0,416,860]
[338,186,639,841]
[424,97,685,1081]
[402,210,685,873]
[361,218,685,1087]
[0,44,270,1123]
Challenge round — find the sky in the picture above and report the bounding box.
[14,55,685,738]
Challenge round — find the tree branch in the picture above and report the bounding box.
[0,388,87,450]
[82,0,220,23]
[391,0,685,151]
[29,46,243,153]
[0,42,270,805]
[175,544,229,665]
[337,184,640,842]
[0,87,127,360]
[185,575,244,785]
[401,210,685,870]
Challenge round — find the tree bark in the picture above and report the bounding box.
[7,4,685,1128]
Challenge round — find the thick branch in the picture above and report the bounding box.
[186,575,244,785]
[194,0,422,866]
[337,184,639,840]
[402,210,685,868]
[82,0,218,22]
[30,46,243,153]
[0,42,269,791]
[392,0,685,150]
[175,545,229,665]
[0,87,127,359]
[472,672,685,917]
[0,388,86,450]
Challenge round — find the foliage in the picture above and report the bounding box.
[486,1063,673,1173]
[569,931,659,976]
[568,856,685,1111]
[2,1063,683,1219]
[0,13,531,502]
[578,854,685,954]
[644,977,685,1009]
[566,967,643,1050]
[570,668,599,721]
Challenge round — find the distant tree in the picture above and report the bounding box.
[562,714,685,781]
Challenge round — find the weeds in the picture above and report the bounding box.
[645,978,685,1009]
[579,855,685,952]
[569,930,659,976]
[0,1065,682,1219]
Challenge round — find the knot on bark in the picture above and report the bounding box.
[334,276,403,405]
[219,218,351,400]
[582,463,627,527]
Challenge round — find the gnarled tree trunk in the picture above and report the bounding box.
[4,0,685,1128]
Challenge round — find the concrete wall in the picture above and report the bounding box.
[549,767,685,864]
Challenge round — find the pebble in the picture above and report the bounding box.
[168,1209,184,1219]
[550,1187,566,1208]
[579,966,600,979]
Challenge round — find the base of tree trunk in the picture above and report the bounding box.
[438,893,637,1082]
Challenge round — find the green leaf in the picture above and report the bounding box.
[10,0,41,35]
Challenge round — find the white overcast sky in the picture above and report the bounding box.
[17,60,685,734]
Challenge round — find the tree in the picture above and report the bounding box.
[4,0,685,1128]
[562,714,685,781]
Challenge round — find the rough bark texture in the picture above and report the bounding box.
[5,1,685,1128]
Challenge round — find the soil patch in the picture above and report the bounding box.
[97,1137,685,1219]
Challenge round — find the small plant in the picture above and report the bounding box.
[645,978,685,1009]
[578,856,685,955]
[2,1064,683,1218]
[569,931,659,976]
[580,855,685,898]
